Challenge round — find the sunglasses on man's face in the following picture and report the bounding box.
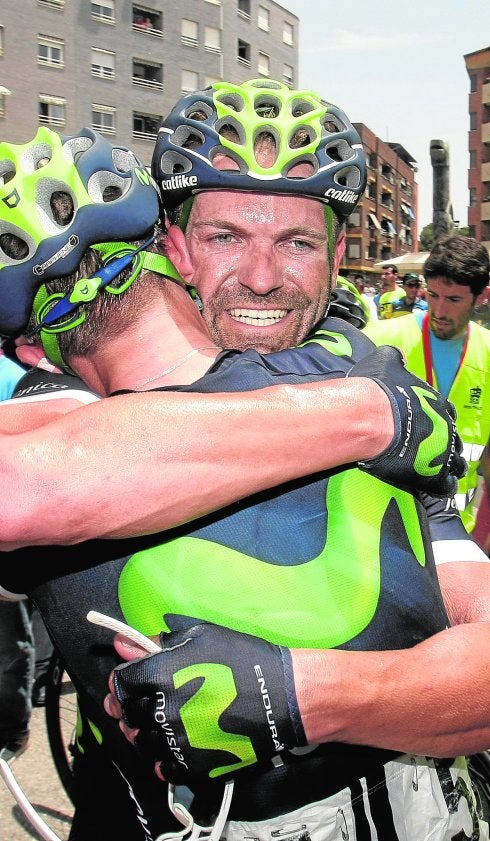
[405,282,420,288]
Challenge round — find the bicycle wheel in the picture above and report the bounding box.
[44,651,78,804]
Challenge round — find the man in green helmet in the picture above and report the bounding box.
[0,81,488,841]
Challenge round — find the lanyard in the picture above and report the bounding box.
[421,312,469,388]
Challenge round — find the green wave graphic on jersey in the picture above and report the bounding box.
[412,385,450,477]
[176,663,257,778]
[118,470,425,645]
[300,330,354,358]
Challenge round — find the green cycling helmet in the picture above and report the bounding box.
[0,126,161,337]
[152,79,367,220]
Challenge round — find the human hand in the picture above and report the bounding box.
[108,623,305,786]
[347,345,466,496]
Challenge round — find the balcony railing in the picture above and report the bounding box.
[132,22,163,37]
[132,129,158,142]
[132,77,163,90]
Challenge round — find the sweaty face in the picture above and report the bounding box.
[184,191,332,353]
[426,277,476,340]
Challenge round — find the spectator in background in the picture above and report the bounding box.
[353,273,378,321]
[373,263,399,315]
[365,234,490,534]
[379,271,429,319]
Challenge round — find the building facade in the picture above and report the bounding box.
[342,123,418,279]
[0,0,298,165]
[464,45,490,250]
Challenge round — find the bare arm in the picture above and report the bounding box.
[293,560,490,757]
[0,378,392,548]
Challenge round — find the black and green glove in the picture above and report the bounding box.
[347,345,466,496]
[112,623,305,786]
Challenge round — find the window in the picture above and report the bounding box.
[92,103,116,134]
[347,242,361,259]
[470,111,477,131]
[283,63,293,85]
[0,89,9,117]
[38,36,64,68]
[258,51,269,76]
[204,26,221,54]
[470,73,477,93]
[91,0,115,22]
[0,25,4,56]
[39,93,66,126]
[469,187,477,207]
[181,69,199,93]
[237,39,250,66]
[258,6,269,31]
[91,48,115,79]
[132,6,162,35]
[469,149,477,169]
[347,211,361,227]
[133,111,161,141]
[181,19,198,47]
[132,58,163,90]
[283,21,294,46]
[238,0,251,18]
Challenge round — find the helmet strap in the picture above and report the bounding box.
[29,236,183,372]
[324,205,336,271]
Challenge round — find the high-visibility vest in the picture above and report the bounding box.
[364,314,490,532]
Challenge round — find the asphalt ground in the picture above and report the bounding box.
[0,704,73,841]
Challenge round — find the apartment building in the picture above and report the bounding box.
[464,45,490,249]
[0,0,298,165]
[342,123,418,279]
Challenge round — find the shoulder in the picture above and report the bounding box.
[10,368,100,405]
[363,313,419,344]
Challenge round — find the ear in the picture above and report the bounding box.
[332,229,346,281]
[165,225,194,285]
[475,284,490,308]
[15,340,45,368]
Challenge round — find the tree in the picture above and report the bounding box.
[419,223,434,251]
[419,223,469,251]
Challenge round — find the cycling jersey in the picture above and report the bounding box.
[377,288,405,319]
[2,317,487,841]
[386,295,428,318]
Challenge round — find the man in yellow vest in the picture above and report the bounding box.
[365,234,490,532]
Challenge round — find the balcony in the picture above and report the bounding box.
[482,162,490,182]
[483,82,490,105]
[482,123,490,144]
[481,201,490,221]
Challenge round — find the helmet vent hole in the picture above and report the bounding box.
[0,232,29,260]
[112,147,139,174]
[51,191,74,225]
[185,101,213,121]
[291,99,315,118]
[217,123,241,144]
[289,127,315,149]
[214,93,244,114]
[103,185,123,202]
[324,113,347,134]
[254,96,281,119]
[0,165,15,187]
[334,165,361,190]
[173,125,205,151]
